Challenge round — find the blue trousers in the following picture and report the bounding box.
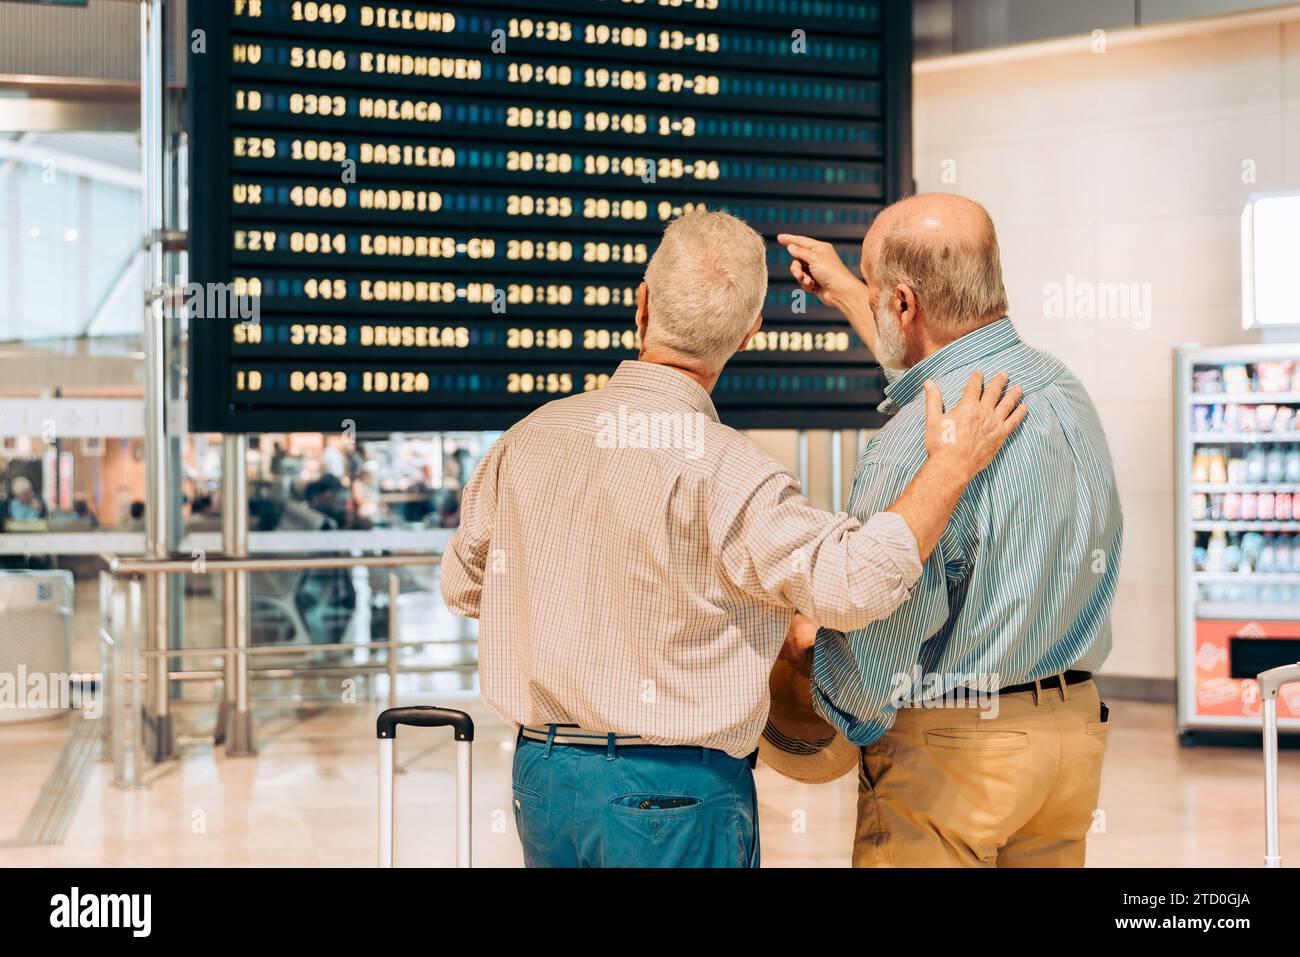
[512,730,760,868]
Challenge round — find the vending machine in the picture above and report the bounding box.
[1176,344,1300,742]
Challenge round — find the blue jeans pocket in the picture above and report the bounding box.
[512,784,547,859]
[608,794,704,815]
[601,794,739,867]
[513,784,545,810]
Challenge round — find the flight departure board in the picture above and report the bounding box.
[187,0,912,433]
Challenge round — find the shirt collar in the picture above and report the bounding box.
[878,317,1020,415]
[607,360,720,422]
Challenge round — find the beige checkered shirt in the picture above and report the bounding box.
[441,360,922,757]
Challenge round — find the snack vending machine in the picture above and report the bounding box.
[1177,344,1300,742]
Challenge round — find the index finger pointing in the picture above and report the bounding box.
[777,233,816,248]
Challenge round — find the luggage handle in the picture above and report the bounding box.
[1258,664,1300,700]
[1259,664,1300,868]
[377,706,475,741]
[377,706,474,868]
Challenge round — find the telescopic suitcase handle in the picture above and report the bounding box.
[1259,664,1300,701]
[1259,664,1300,868]
[377,706,475,741]
[377,706,474,868]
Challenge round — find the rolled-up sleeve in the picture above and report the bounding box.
[714,468,922,632]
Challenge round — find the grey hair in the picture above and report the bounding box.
[642,210,767,368]
[875,207,1009,335]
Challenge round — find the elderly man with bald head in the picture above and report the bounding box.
[779,193,1123,867]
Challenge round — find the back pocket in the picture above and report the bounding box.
[609,794,704,816]
[513,784,545,810]
[924,729,1029,751]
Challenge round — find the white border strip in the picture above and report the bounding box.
[916,4,1300,75]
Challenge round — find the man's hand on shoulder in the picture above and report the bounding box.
[924,370,1026,483]
[883,371,1027,564]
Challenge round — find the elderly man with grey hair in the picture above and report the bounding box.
[442,209,1025,868]
[779,193,1123,867]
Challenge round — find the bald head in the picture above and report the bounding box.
[862,193,1008,341]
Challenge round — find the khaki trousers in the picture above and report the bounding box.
[854,678,1108,867]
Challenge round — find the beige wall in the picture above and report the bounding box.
[911,15,1300,677]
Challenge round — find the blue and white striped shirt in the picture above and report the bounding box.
[812,317,1124,746]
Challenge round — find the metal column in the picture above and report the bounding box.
[164,77,190,717]
[830,430,844,513]
[796,431,809,493]
[140,0,174,761]
[217,434,256,755]
[387,572,400,708]
[1265,695,1281,867]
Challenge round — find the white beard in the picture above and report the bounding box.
[874,300,909,374]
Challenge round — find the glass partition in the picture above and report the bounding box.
[182,431,498,536]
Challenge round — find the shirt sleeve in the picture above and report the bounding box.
[440,436,504,618]
[713,466,923,632]
[810,458,965,744]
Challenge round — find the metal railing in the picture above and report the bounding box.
[99,551,468,787]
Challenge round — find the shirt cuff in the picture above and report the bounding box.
[863,510,923,589]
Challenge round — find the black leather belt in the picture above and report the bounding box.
[518,726,758,767]
[998,670,1092,696]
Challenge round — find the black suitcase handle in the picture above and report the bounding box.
[376,706,474,742]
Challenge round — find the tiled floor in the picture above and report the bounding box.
[0,695,1294,867]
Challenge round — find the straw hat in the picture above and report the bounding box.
[758,658,859,783]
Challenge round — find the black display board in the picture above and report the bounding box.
[188,0,912,433]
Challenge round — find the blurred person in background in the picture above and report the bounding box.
[304,475,347,529]
[350,461,382,528]
[187,495,221,533]
[72,499,99,528]
[432,488,460,528]
[321,438,347,480]
[6,476,46,521]
[121,500,146,531]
